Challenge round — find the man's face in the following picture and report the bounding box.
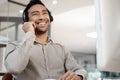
[28,4,50,34]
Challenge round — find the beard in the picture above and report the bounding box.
[35,27,48,35]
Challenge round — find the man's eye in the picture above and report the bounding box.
[31,13,39,16]
[43,12,48,14]
[32,13,38,15]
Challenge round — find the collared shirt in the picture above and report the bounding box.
[5,32,87,80]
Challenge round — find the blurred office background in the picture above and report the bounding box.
[0,0,120,80]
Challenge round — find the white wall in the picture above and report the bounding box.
[51,6,96,54]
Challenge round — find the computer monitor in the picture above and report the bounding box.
[95,0,120,72]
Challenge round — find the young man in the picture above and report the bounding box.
[5,0,87,80]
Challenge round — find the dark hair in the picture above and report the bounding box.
[22,0,53,22]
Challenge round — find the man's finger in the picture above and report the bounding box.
[66,72,75,80]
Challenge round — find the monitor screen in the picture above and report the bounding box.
[95,0,120,72]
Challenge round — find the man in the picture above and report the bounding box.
[5,0,87,80]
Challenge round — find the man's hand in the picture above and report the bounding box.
[22,22,36,33]
[58,71,83,80]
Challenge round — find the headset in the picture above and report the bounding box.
[22,0,53,22]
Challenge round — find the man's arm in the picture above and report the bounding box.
[59,47,87,80]
[5,22,36,74]
[5,31,35,74]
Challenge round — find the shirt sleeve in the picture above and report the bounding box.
[64,47,88,80]
[5,31,35,75]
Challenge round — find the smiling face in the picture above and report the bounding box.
[28,4,50,34]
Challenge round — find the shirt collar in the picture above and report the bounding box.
[34,37,53,45]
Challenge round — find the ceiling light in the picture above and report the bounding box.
[87,32,97,38]
[19,10,23,14]
[52,0,58,4]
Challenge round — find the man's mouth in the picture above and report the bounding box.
[36,22,46,26]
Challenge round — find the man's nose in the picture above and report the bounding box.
[38,14,44,19]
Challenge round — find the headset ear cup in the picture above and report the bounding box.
[22,12,26,22]
[22,12,28,22]
[48,10,53,22]
[50,15,53,22]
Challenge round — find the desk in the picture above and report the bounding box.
[103,78,120,80]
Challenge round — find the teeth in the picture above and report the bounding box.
[39,23,46,25]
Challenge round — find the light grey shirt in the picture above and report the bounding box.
[5,32,87,80]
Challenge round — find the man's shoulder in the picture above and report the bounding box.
[51,41,64,48]
[49,39,65,48]
[52,42,63,47]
